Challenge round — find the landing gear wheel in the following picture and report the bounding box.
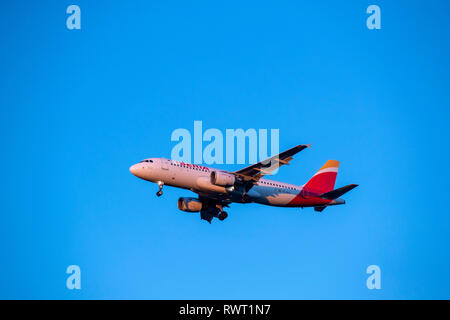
[218,211,228,221]
[156,181,164,197]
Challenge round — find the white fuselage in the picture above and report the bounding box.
[129,158,325,207]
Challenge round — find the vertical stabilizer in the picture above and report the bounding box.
[304,160,339,194]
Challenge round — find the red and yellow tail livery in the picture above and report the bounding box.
[304,160,340,194]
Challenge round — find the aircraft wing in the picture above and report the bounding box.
[234,144,310,183]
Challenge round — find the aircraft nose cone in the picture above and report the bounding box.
[129,164,138,176]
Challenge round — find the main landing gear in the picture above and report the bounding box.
[199,202,230,223]
[156,181,164,197]
[217,205,228,221]
[218,211,228,221]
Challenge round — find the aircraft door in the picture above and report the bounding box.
[161,159,177,183]
[161,159,169,170]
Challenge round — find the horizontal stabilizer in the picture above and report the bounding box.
[314,206,326,212]
[320,184,358,200]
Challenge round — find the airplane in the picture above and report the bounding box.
[129,145,358,223]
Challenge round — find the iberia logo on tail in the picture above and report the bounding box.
[304,160,340,194]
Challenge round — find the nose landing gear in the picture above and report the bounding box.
[156,181,164,197]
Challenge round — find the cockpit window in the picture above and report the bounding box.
[139,160,154,163]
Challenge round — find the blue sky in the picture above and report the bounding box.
[1,0,449,299]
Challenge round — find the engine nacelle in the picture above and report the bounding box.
[210,171,236,186]
[177,197,203,213]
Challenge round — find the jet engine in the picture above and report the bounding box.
[210,171,236,186]
[177,197,203,212]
